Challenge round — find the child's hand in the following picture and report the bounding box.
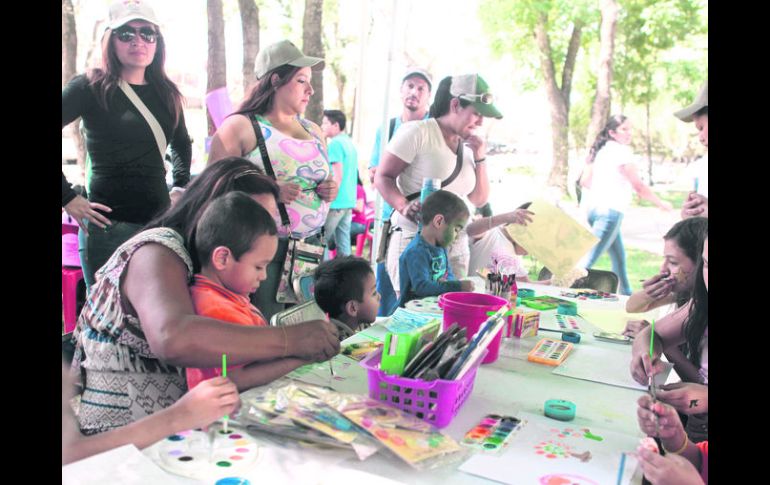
[459,280,475,292]
[501,208,534,226]
[171,377,240,431]
[642,273,675,300]
[657,382,708,415]
[635,447,703,485]
[622,319,649,337]
[637,395,684,440]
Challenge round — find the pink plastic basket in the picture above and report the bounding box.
[438,292,509,364]
[359,348,487,428]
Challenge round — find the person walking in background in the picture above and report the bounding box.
[369,68,433,316]
[208,39,338,320]
[62,0,192,289]
[675,80,708,219]
[579,115,673,296]
[321,109,358,258]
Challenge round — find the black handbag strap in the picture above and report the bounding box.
[250,115,291,228]
[404,141,465,202]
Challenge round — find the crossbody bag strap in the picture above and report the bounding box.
[404,141,465,202]
[249,115,292,228]
[118,80,167,161]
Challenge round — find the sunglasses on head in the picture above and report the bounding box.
[113,26,159,44]
[458,93,494,105]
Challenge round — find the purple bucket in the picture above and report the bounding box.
[438,292,508,364]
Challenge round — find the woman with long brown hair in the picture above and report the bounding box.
[62,0,191,289]
[209,40,338,320]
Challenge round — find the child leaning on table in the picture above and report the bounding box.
[397,190,474,307]
[314,256,381,340]
[185,192,310,392]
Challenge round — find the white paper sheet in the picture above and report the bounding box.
[551,344,673,391]
[63,444,186,485]
[459,412,639,485]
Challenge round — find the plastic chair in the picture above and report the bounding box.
[62,222,84,334]
[354,218,375,258]
[538,267,619,294]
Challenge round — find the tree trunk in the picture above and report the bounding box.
[302,0,324,124]
[586,0,619,151]
[207,0,227,136]
[646,96,653,186]
[238,0,260,95]
[534,13,582,193]
[62,0,86,171]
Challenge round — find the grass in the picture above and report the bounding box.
[632,190,688,209]
[524,246,661,294]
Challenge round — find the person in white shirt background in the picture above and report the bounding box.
[579,114,673,295]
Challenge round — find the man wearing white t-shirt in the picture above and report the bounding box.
[675,80,708,219]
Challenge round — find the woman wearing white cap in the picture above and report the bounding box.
[209,40,337,320]
[62,0,191,289]
[374,74,511,306]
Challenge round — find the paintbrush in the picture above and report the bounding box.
[647,320,665,456]
[222,353,229,434]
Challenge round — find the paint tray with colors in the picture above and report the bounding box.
[520,295,572,311]
[560,288,618,301]
[156,428,258,480]
[527,338,574,366]
[462,414,523,453]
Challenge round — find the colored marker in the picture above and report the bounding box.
[222,353,229,433]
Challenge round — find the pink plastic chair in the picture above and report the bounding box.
[62,220,83,333]
[355,218,375,258]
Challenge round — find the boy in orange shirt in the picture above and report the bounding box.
[186,192,310,391]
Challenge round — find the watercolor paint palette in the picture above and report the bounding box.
[156,428,258,480]
[527,338,573,366]
[462,414,523,453]
[560,289,618,301]
[552,314,583,332]
[405,296,442,314]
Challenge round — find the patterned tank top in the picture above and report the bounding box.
[245,115,331,239]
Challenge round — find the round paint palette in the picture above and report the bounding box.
[405,296,442,314]
[155,428,259,480]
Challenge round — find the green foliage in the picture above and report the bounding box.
[478,0,598,90]
[615,0,707,107]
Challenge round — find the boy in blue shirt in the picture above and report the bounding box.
[398,190,473,306]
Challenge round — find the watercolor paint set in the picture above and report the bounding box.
[462,414,524,453]
[405,296,442,314]
[560,288,618,301]
[548,314,584,332]
[527,338,574,366]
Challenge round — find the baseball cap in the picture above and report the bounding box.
[107,0,159,30]
[449,74,503,119]
[255,40,325,80]
[402,67,433,90]
[674,80,708,122]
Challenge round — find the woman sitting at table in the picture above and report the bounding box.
[623,217,708,387]
[70,158,339,436]
[630,233,708,443]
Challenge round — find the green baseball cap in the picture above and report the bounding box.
[255,40,325,80]
[674,80,708,122]
[449,74,502,119]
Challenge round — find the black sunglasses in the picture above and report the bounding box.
[112,26,159,44]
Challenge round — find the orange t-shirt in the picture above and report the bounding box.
[185,275,267,390]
